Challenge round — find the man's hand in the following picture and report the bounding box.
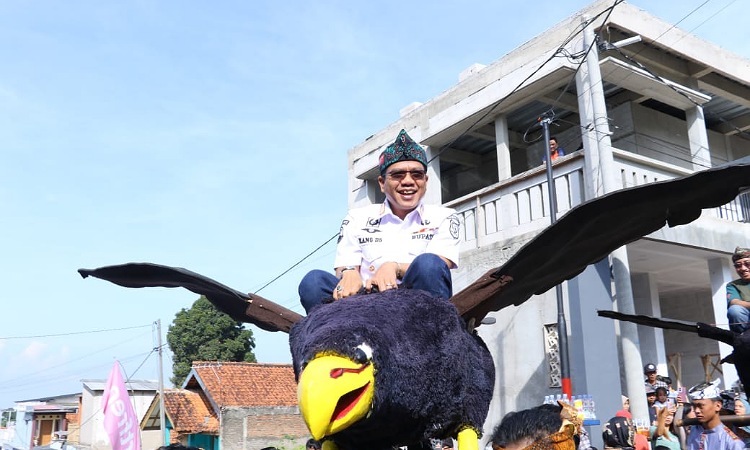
[366,262,400,293]
[333,270,363,300]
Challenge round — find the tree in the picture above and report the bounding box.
[167,295,256,386]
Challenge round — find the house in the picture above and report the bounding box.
[141,362,308,450]
[0,394,78,450]
[78,379,159,450]
[343,0,749,447]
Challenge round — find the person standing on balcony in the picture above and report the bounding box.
[542,136,565,164]
[726,247,750,333]
[298,129,460,314]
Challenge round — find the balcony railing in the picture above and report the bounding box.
[444,150,748,250]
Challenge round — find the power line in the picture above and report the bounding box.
[427,0,625,166]
[681,0,739,37]
[0,324,152,340]
[253,232,339,295]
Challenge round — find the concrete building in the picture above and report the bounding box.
[344,0,749,446]
[79,380,159,450]
[0,395,78,450]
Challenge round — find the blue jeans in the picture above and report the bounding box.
[728,304,750,333]
[298,253,453,314]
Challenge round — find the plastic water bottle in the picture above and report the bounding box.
[590,394,597,420]
[582,395,591,420]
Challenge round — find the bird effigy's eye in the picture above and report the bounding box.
[353,348,368,364]
[353,343,373,364]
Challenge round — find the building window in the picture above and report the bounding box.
[544,324,561,388]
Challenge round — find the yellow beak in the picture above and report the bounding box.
[298,354,375,440]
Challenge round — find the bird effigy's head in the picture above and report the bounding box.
[296,343,376,439]
[289,288,481,442]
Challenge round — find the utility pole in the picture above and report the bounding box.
[156,319,167,445]
[541,116,572,400]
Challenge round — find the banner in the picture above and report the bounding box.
[102,361,141,450]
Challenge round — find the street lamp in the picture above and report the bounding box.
[540,116,572,400]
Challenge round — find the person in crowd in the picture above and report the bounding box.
[622,395,630,412]
[727,246,750,333]
[306,439,321,450]
[686,379,744,449]
[157,446,200,450]
[732,395,750,446]
[602,408,648,450]
[491,403,577,450]
[659,375,678,399]
[645,363,669,390]
[440,438,454,450]
[650,405,681,450]
[298,129,460,313]
[675,397,694,449]
[646,385,658,425]
[654,386,670,410]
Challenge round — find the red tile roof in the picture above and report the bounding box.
[188,362,298,407]
[162,389,219,434]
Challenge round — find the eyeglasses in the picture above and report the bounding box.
[386,170,426,181]
[735,261,750,269]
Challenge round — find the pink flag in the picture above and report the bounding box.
[102,361,141,450]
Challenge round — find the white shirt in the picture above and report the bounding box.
[334,201,460,282]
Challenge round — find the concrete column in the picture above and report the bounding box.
[611,247,650,423]
[686,105,711,171]
[494,115,512,181]
[582,16,616,194]
[708,257,739,388]
[632,273,667,373]
[567,259,623,449]
[582,14,645,424]
[574,46,600,200]
[423,145,443,205]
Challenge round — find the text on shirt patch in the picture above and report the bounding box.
[412,228,436,240]
[359,237,383,244]
[449,214,460,239]
[361,217,382,234]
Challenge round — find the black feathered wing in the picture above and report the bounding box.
[78,263,302,332]
[596,309,750,391]
[451,156,750,325]
[596,310,734,344]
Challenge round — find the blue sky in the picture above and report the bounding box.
[0,0,747,408]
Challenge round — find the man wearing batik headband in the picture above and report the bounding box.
[726,246,750,333]
[298,129,460,313]
[686,379,744,450]
[490,402,578,450]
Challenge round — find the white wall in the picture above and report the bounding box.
[78,389,156,450]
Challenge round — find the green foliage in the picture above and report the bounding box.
[167,295,256,386]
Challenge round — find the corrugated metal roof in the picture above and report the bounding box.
[82,379,159,392]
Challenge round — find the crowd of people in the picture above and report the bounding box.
[598,363,750,450]
[485,376,750,450]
